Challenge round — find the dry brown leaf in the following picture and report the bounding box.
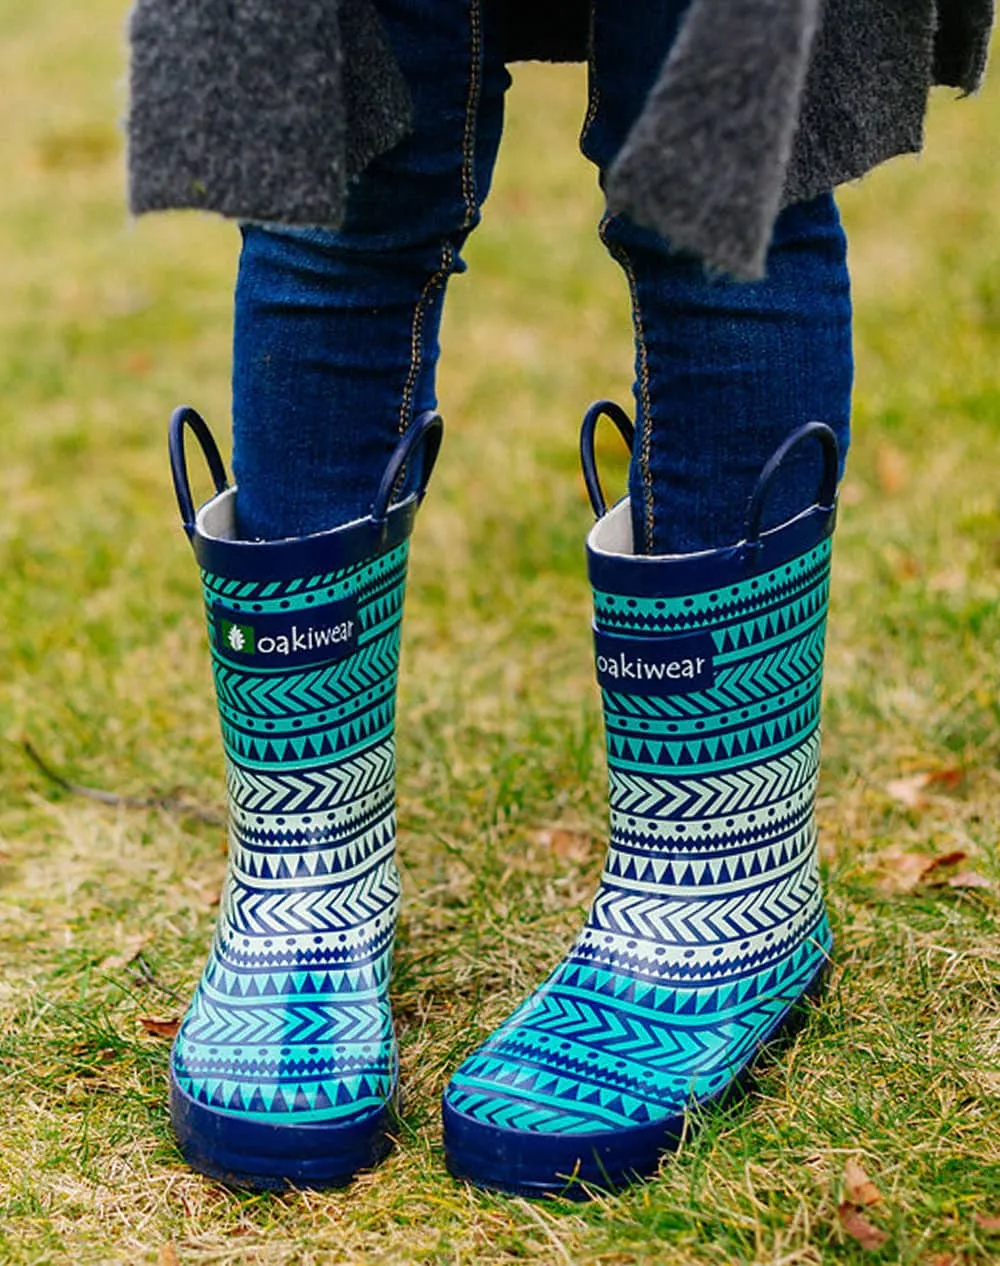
[948,870,991,890]
[876,848,968,895]
[924,767,964,790]
[927,1255,961,1266]
[99,934,147,972]
[921,851,970,880]
[885,768,963,811]
[886,773,932,809]
[158,1246,180,1266]
[875,443,908,495]
[838,1202,888,1250]
[844,1158,882,1206]
[534,828,592,864]
[876,850,935,893]
[975,1212,1000,1232]
[139,1016,181,1039]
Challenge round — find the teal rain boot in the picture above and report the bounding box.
[443,401,837,1196]
[166,407,441,1189]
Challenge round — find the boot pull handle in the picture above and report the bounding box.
[169,406,443,540]
[169,405,230,539]
[580,399,635,517]
[371,410,445,528]
[743,421,840,546]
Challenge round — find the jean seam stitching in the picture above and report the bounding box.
[603,225,655,550]
[461,0,484,225]
[581,0,600,147]
[398,244,454,436]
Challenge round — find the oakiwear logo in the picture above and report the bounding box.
[214,596,360,668]
[593,628,716,697]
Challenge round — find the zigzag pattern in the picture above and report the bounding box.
[226,743,395,814]
[591,864,821,943]
[224,860,400,936]
[184,996,388,1048]
[172,539,408,1126]
[214,626,402,717]
[569,902,827,984]
[608,793,816,856]
[608,733,820,818]
[445,532,834,1140]
[229,783,395,843]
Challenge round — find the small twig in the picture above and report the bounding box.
[22,738,225,826]
[132,952,188,1006]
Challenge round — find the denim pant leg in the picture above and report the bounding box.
[584,1,854,555]
[231,0,509,541]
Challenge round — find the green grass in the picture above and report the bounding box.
[0,4,998,1262]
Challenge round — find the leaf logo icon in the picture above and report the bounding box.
[218,617,256,655]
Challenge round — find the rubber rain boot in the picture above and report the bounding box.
[167,406,442,1189]
[443,400,837,1197]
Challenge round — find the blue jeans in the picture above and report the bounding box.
[231,0,852,553]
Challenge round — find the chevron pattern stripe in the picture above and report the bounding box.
[171,540,409,1132]
[444,528,834,1185]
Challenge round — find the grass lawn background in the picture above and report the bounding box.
[0,4,997,1262]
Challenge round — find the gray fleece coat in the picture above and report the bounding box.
[127,0,993,278]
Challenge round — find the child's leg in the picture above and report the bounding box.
[440,1,852,1197]
[231,0,510,541]
[583,0,853,554]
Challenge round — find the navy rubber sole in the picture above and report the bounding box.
[170,1074,397,1191]
[443,1104,684,1199]
[442,958,830,1199]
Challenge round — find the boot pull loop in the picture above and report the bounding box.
[169,406,230,539]
[743,421,840,547]
[371,410,445,529]
[580,399,636,518]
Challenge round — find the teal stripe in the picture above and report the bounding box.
[607,717,817,774]
[452,1078,638,1130]
[222,718,395,770]
[221,703,396,757]
[200,546,409,613]
[606,702,818,746]
[711,605,828,664]
[218,675,397,735]
[593,541,831,622]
